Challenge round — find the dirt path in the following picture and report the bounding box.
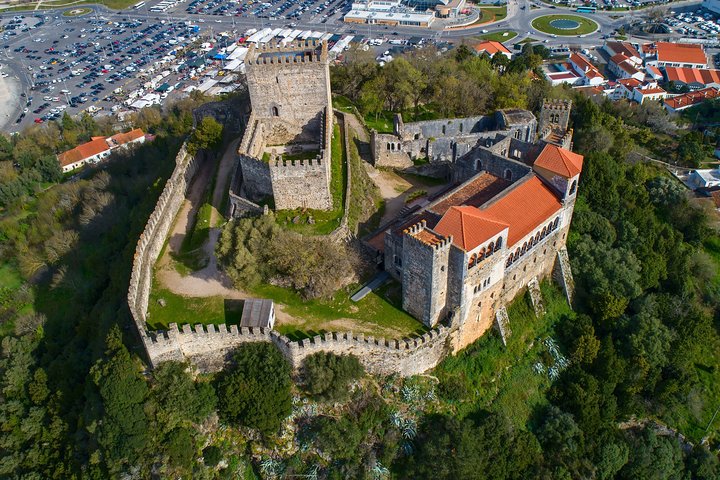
[366,168,447,225]
[210,137,240,224]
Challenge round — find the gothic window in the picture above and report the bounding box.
[442,125,446,135]
[495,237,503,250]
[460,123,464,133]
[487,242,494,256]
[479,248,486,261]
[387,143,391,150]
[468,254,477,269]
[271,106,279,117]
[535,232,541,244]
[514,248,520,261]
[569,180,577,195]
[521,243,527,255]
[547,222,553,232]
[504,169,512,181]
[476,159,483,171]
[541,227,547,238]
[276,76,280,84]
[506,255,513,267]
[415,133,420,140]
[553,217,560,229]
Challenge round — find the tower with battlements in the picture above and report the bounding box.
[231,40,333,214]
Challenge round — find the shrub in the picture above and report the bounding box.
[216,343,292,434]
[302,352,364,402]
[203,446,222,467]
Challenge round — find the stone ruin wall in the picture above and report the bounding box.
[128,137,453,377]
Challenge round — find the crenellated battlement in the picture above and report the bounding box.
[247,40,328,66]
[404,220,453,251]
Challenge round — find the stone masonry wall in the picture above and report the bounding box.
[128,134,451,377]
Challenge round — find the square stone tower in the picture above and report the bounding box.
[235,40,333,211]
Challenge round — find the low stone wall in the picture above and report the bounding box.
[142,322,453,376]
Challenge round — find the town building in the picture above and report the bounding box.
[703,0,720,14]
[473,40,512,60]
[367,100,579,350]
[344,0,436,26]
[56,128,147,173]
[646,42,708,69]
[663,67,720,91]
[608,53,645,81]
[568,53,605,86]
[603,41,643,66]
[663,87,720,112]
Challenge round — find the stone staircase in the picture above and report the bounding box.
[553,247,575,305]
[494,307,511,346]
[527,277,545,318]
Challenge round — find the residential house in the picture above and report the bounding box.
[56,128,147,173]
[569,53,605,86]
[473,40,512,60]
[603,41,642,66]
[608,53,645,81]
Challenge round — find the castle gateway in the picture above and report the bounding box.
[230,40,334,214]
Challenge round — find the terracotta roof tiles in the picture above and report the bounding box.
[534,144,584,178]
[655,42,707,66]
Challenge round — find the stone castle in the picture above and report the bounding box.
[229,40,334,216]
[366,99,579,351]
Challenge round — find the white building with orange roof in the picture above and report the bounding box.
[56,128,147,173]
[646,42,708,69]
[569,53,605,86]
[472,40,512,60]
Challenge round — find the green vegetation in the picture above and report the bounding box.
[480,30,518,42]
[346,125,383,234]
[301,351,364,402]
[531,14,599,35]
[216,343,292,435]
[187,116,223,155]
[252,279,427,340]
[274,124,346,235]
[147,282,243,330]
[478,5,507,23]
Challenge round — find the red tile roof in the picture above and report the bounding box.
[434,176,564,250]
[534,144,584,178]
[655,42,707,66]
[482,176,564,246]
[618,77,642,88]
[473,40,511,56]
[664,67,720,86]
[57,137,110,168]
[109,128,145,146]
[435,206,508,251]
[606,41,641,60]
[664,87,720,110]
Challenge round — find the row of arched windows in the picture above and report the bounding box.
[468,236,503,269]
[386,142,401,151]
[505,217,560,268]
[474,160,513,181]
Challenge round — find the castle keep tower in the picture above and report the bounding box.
[233,41,333,212]
[538,99,573,149]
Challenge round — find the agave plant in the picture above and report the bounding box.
[259,458,284,478]
[371,461,390,480]
[401,385,420,402]
[389,410,404,428]
[533,362,545,375]
[401,418,417,440]
[401,440,415,456]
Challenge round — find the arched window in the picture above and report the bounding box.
[442,125,446,135]
[553,217,560,229]
[479,248,486,261]
[391,143,395,151]
[459,123,464,133]
[506,255,513,268]
[504,169,512,181]
[271,106,279,117]
[569,180,577,195]
[495,237,503,250]
[535,232,541,244]
[487,242,494,256]
[476,159,483,171]
[541,227,547,238]
[387,143,391,150]
[514,249,520,261]
[547,222,553,232]
[521,242,527,255]
[468,254,477,269]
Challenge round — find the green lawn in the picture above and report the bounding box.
[253,280,427,341]
[274,123,346,235]
[147,281,244,330]
[531,14,599,36]
[0,263,22,290]
[3,0,139,11]
[61,7,91,15]
[434,282,573,426]
[478,5,507,23]
[480,30,518,42]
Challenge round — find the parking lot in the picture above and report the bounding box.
[177,0,350,24]
[0,13,215,130]
[665,9,720,43]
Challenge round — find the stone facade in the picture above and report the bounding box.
[370,110,538,167]
[372,102,581,352]
[232,40,334,213]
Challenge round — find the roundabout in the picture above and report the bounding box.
[531,14,599,36]
[62,7,92,17]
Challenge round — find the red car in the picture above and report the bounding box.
[34,118,43,123]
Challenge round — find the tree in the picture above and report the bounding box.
[90,327,150,471]
[188,116,223,154]
[302,352,364,402]
[676,131,711,167]
[151,361,216,432]
[216,343,291,434]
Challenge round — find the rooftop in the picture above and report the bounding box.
[473,40,511,56]
[534,143,583,178]
[57,137,110,168]
[429,172,511,216]
[664,87,720,110]
[434,206,508,251]
[239,299,274,328]
[655,42,707,66]
[664,67,720,86]
[606,41,641,60]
